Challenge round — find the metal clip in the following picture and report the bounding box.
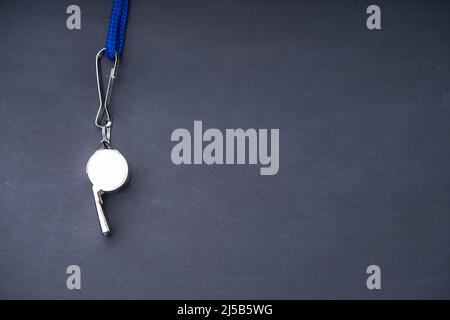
[95,48,119,146]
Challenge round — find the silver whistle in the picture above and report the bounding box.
[86,147,129,235]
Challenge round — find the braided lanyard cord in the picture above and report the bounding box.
[105,0,129,60]
[95,0,129,144]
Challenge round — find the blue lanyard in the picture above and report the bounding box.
[94,0,129,143]
[105,0,129,60]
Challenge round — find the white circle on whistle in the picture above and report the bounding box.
[86,148,129,192]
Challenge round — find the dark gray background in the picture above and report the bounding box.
[1,0,450,299]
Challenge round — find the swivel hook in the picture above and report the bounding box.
[95,48,119,146]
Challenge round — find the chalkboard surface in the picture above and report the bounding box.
[1,0,450,299]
